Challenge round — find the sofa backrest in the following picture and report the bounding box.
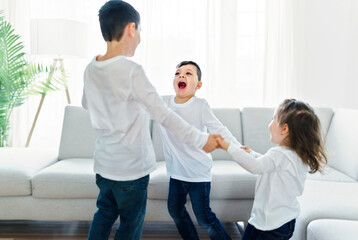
[58,105,335,164]
[58,106,96,160]
[241,107,275,154]
[314,107,334,141]
[241,107,334,154]
[151,108,243,161]
[211,108,243,160]
[325,109,358,181]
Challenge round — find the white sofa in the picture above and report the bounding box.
[0,106,357,240]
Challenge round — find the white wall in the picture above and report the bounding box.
[296,0,358,109]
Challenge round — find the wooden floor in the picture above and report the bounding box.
[0,221,242,240]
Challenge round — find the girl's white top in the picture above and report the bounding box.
[157,95,240,182]
[82,56,208,181]
[227,144,308,230]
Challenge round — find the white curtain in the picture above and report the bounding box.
[0,0,266,148]
[2,0,357,149]
[263,0,296,107]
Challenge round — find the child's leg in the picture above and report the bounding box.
[241,223,260,240]
[88,174,121,240]
[242,220,296,240]
[113,175,149,240]
[189,182,231,240]
[88,174,149,240]
[167,178,199,240]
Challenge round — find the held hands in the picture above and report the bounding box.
[216,138,252,153]
[203,135,246,153]
[216,137,230,151]
[203,134,223,153]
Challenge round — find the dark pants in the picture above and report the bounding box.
[88,174,149,240]
[242,219,296,240]
[167,178,232,240]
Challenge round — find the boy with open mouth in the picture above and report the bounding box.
[156,61,241,240]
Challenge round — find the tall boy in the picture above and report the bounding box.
[82,1,220,240]
[156,61,241,240]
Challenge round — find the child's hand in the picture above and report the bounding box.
[203,134,222,153]
[241,145,251,153]
[217,138,230,151]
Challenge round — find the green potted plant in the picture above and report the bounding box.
[0,11,66,147]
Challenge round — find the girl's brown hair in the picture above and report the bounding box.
[277,99,327,173]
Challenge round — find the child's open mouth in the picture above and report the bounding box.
[178,81,186,89]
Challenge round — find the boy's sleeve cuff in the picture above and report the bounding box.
[199,133,210,149]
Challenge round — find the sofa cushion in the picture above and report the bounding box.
[211,160,257,199]
[241,107,275,154]
[325,109,358,181]
[58,106,96,160]
[32,158,98,198]
[241,107,333,155]
[313,107,334,141]
[210,109,243,160]
[148,161,256,200]
[292,180,358,240]
[306,165,356,182]
[152,108,243,162]
[307,219,358,240]
[0,148,58,196]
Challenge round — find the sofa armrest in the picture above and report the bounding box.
[0,147,58,196]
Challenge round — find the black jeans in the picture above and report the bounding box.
[242,219,296,240]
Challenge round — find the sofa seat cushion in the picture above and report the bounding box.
[306,165,356,182]
[292,180,358,240]
[307,219,358,240]
[148,161,257,200]
[32,158,98,198]
[0,147,58,196]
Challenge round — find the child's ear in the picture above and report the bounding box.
[127,22,136,37]
[196,81,202,90]
[281,123,289,135]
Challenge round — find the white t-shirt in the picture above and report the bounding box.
[157,95,240,182]
[227,144,308,231]
[82,56,208,181]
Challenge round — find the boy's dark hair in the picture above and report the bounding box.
[98,0,140,42]
[277,99,327,173]
[176,61,202,81]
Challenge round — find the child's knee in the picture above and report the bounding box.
[195,210,217,226]
[96,208,119,222]
[167,203,178,216]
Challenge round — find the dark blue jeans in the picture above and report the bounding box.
[88,174,149,240]
[167,178,231,240]
[242,219,296,240]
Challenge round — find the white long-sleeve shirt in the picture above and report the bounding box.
[82,56,208,181]
[157,95,240,182]
[227,144,308,230]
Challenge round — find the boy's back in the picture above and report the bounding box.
[82,56,157,181]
